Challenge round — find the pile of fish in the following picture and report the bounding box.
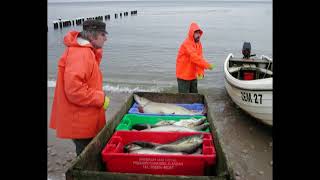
[124,134,203,155]
[131,117,209,132]
[133,94,206,115]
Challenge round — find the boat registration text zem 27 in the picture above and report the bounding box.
[241,91,262,104]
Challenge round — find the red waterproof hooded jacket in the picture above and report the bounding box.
[50,31,106,139]
[176,22,211,80]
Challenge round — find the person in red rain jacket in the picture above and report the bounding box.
[50,20,110,156]
[176,22,215,93]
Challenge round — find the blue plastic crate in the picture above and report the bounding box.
[128,102,205,116]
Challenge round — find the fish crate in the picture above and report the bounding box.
[128,102,205,116]
[116,114,210,132]
[101,131,216,176]
[66,92,233,180]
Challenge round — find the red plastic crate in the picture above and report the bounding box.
[101,131,216,176]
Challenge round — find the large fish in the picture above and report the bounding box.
[141,125,198,132]
[124,143,184,155]
[155,134,203,154]
[154,117,206,127]
[131,117,209,132]
[170,117,207,128]
[133,94,205,115]
[124,134,203,155]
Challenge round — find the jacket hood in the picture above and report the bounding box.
[188,22,203,42]
[63,31,93,48]
[62,31,103,65]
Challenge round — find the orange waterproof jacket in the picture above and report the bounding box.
[50,31,106,139]
[176,22,211,80]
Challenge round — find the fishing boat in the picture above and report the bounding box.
[223,42,273,126]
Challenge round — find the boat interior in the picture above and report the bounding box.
[228,57,273,80]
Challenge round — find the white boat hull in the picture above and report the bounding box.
[224,53,273,126]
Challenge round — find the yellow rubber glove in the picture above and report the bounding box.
[208,64,214,70]
[197,74,204,80]
[103,96,110,110]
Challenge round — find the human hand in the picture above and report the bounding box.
[197,74,204,80]
[103,96,110,110]
[208,64,214,70]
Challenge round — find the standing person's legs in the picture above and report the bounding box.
[177,78,191,93]
[72,138,93,156]
[190,79,198,93]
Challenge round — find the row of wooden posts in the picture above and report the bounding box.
[53,10,138,29]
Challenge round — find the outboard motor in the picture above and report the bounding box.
[242,42,256,59]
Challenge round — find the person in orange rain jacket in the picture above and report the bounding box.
[176,22,214,93]
[50,20,110,156]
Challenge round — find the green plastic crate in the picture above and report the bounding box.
[116,114,210,132]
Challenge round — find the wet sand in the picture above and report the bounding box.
[47,87,272,180]
[203,88,272,180]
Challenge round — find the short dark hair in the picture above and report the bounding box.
[83,20,108,34]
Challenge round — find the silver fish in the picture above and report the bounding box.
[155,134,203,154]
[141,125,197,132]
[172,117,207,128]
[154,120,176,126]
[133,94,204,115]
[129,148,184,155]
[192,123,210,131]
[124,143,183,155]
[191,147,203,155]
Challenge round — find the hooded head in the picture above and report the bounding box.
[188,22,203,43]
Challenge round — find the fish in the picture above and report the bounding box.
[140,125,198,132]
[191,123,210,131]
[124,142,183,155]
[123,135,204,155]
[133,94,205,115]
[154,120,176,126]
[128,148,184,155]
[131,117,209,132]
[155,134,203,154]
[172,117,207,128]
[154,117,206,127]
[191,147,203,155]
[124,141,158,152]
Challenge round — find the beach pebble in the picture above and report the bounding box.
[50,152,56,156]
[269,142,272,147]
[56,161,61,165]
[68,152,76,156]
[242,149,248,154]
[259,171,264,175]
[270,161,273,166]
[67,158,73,162]
[235,171,240,176]
[235,176,241,180]
[48,168,53,172]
